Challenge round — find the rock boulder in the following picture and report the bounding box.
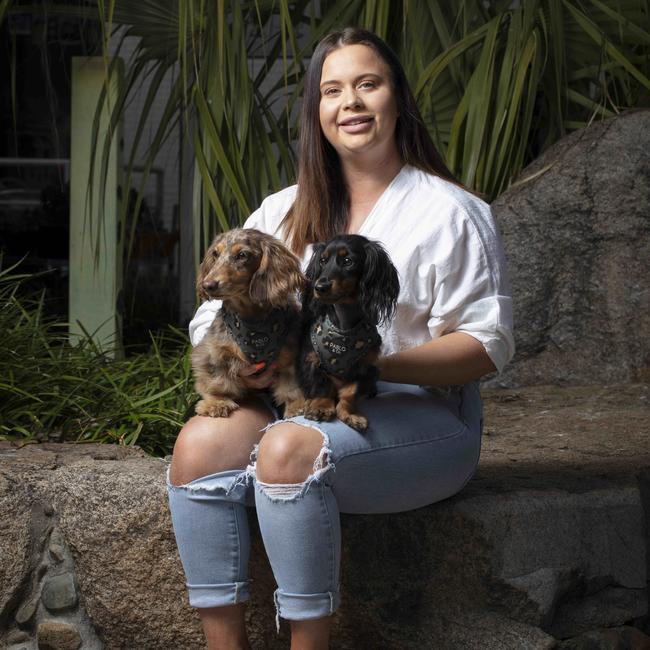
[490,110,650,387]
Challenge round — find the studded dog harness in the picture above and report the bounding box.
[310,314,381,379]
[221,307,291,365]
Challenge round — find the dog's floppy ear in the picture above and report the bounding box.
[302,243,326,315]
[359,239,400,325]
[304,242,326,283]
[196,233,224,300]
[249,236,305,306]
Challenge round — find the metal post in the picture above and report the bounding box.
[69,57,123,355]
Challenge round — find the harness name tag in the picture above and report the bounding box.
[325,341,347,354]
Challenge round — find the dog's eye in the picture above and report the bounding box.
[235,251,249,261]
[319,257,327,266]
[342,257,353,266]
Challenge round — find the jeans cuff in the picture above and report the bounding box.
[187,581,250,608]
[274,589,340,621]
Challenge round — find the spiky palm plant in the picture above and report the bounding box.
[86,0,650,251]
[5,0,648,240]
[0,260,195,454]
[406,0,650,195]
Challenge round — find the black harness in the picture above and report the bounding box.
[221,307,291,365]
[310,314,381,379]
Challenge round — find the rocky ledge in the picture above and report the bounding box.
[1,383,649,649]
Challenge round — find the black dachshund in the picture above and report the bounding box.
[297,234,400,431]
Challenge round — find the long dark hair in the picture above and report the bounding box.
[282,27,459,255]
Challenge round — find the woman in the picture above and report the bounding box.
[168,27,514,650]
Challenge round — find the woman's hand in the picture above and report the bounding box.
[239,362,278,390]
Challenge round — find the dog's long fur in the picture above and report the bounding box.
[297,234,400,431]
[192,228,305,418]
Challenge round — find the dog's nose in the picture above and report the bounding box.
[314,279,332,294]
[202,280,219,293]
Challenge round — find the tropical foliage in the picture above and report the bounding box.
[95,0,650,251]
[3,0,649,243]
[0,262,194,455]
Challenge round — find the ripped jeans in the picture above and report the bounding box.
[167,381,482,624]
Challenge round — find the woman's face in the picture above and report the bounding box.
[319,44,399,163]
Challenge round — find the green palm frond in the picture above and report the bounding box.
[3,0,649,244]
[408,0,649,195]
[0,0,12,25]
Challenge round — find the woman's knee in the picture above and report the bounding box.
[169,399,273,486]
[255,422,325,484]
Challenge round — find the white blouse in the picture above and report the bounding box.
[189,165,515,372]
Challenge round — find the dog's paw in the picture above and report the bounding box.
[303,398,336,422]
[283,400,305,418]
[340,412,368,432]
[195,398,239,418]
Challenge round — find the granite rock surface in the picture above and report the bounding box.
[490,110,650,387]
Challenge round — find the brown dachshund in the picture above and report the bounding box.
[297,234,400,431]
[192,228,305,418]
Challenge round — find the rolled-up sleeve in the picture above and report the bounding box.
[426,205,514,373]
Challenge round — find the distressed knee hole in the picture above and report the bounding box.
[252,421,335,501]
